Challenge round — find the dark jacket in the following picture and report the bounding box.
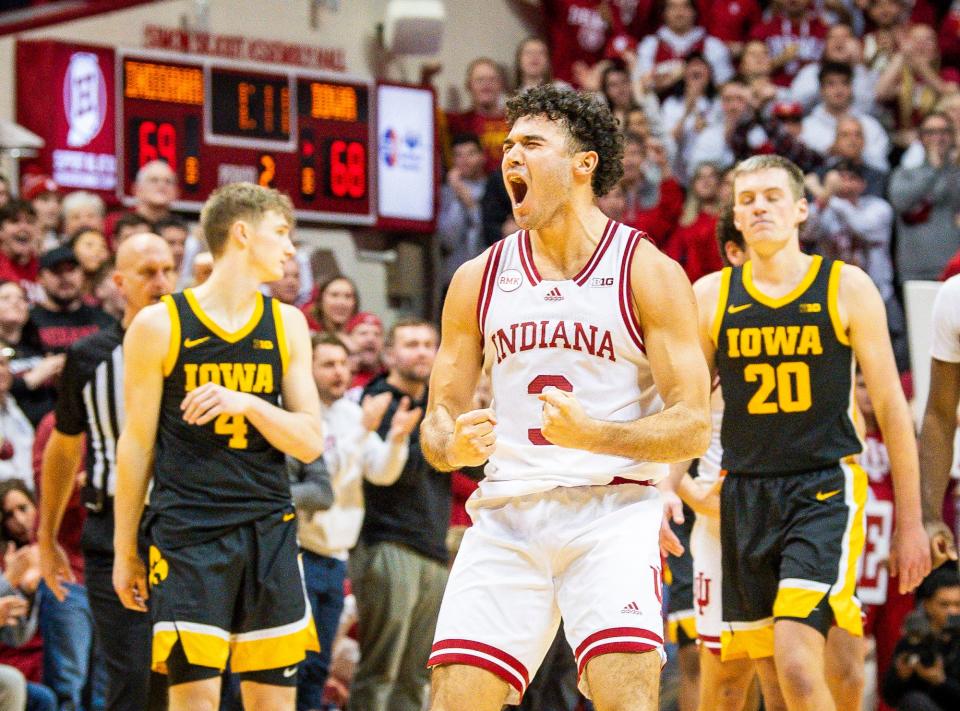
[358,374,450,563]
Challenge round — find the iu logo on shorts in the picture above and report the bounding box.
[695,571,711,615]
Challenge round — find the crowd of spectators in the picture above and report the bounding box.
[439,0,960,374]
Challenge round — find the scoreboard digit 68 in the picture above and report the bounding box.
[118,48,374,224]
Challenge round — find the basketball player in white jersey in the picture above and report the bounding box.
[420,86,712,711]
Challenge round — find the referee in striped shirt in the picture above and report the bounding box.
[38,233,176,711]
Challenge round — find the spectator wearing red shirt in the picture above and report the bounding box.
[620,133,684,247]
[939,1,960,72]
[445,58,510,173]
[21,175,61,253]
[612,0,658,38]
[344,312,386,398]
[749,0,828,87]
[0,201,41,304]
[696,0,762,56]
[637,0,733,96]
[301,274,359,336]
[0,481,44,686]
[521,0,619,86]
[666,162,723,283]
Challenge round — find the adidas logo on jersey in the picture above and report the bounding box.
[621,601,642,615]
[544,287,563,301]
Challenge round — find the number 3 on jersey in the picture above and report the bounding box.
[528,374,573,445]
[215,413,249,448]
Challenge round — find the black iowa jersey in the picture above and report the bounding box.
[714,256,861,475]
[150,289,291,548]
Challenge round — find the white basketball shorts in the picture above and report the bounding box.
[690,513,723,655]
[429,481,666,704]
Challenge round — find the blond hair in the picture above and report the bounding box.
[199,183,294,257]
[732,155,805,200]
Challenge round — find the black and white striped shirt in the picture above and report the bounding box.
[55,321,125,512]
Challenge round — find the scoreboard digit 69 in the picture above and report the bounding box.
[118,48,374,224]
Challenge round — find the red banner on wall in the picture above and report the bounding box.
[17,40,118,201]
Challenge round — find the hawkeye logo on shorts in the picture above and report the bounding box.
[816,489,841,501]
[149,546,168,586]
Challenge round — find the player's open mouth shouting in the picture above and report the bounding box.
[506,172,529,209]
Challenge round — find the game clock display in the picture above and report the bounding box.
[119,49,374,224]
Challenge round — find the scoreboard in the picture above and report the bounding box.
[118,48,374,224]
[17,40,437,229]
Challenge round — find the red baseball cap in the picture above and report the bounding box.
[772,101,804,120]
[21,174,59,201]
[345,312,383,334]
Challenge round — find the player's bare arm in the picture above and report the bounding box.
[539,244,711,462]
[919,356,960,566]
[421,255,494,472]
[113,302,169,613]
[692,269,724,375]
[181,304,323,463]
[840,264,931,592]
[38,430,85,601]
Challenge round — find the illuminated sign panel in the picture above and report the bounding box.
[118,49,373,223]
[123,60,203,104]
[17,41,435,228]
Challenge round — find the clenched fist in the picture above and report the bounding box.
[539,389,591,449]
[447,408,497,468]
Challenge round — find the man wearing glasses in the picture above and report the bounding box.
[889,112,960,284]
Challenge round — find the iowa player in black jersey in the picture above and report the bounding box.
[112,183,323,711]
[693,155,930,711]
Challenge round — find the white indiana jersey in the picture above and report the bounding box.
[477,220,666,499]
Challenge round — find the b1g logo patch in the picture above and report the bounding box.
[498,269,522,292]
[590,276,614,288]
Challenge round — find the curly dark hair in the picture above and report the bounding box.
[506,85,624,196]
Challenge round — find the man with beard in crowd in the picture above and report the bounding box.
[29,247,114,358]
[345,312,385,399]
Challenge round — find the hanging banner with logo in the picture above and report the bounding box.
[17,40,118,198]
[376,83,437,232]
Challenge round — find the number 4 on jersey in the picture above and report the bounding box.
[215,413,249,449]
